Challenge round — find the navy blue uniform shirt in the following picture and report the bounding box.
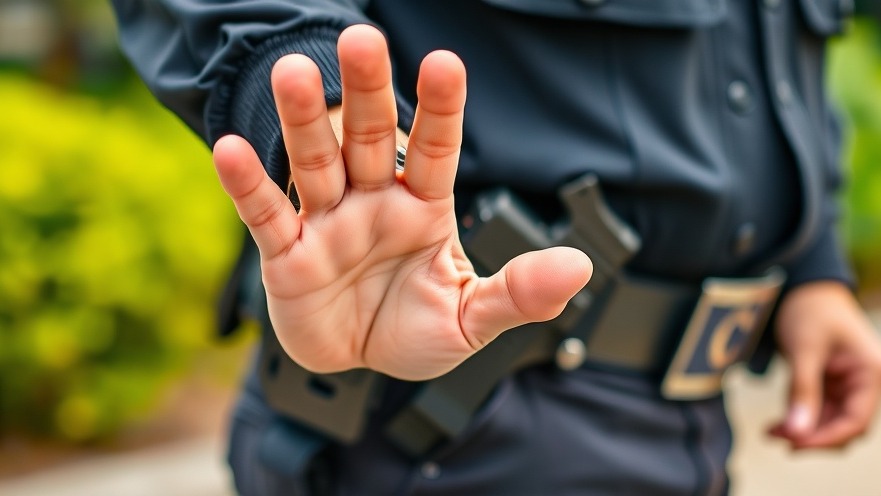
[112,0,853,289]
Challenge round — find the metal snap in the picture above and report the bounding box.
[556,337,587,371]
[421,461,441,480]
[727,80,754,114]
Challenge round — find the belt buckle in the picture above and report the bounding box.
[661,267,786,400]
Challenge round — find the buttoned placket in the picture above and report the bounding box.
[715,0,778,262]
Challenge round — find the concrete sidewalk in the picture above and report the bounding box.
[0,437,234,496]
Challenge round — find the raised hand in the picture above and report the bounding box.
[212,25,592,381]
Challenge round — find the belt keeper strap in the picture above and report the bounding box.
[259,419,328,479]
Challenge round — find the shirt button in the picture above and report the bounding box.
[731,222,756,257]
[776,80,793,106]
[556,337,587,371]
[421,461,442,480]
[727,80,753,114]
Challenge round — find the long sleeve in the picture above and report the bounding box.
[782,211,854,289]
[781,103,855,290]
[748,104,855,374]
[110,0,378,186]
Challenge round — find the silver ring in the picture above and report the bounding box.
[395,145,407,171]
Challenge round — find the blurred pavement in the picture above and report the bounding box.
[725,309,881,496]
[2,312,880,496]
[727,360,881,496]
[0,437,234,496]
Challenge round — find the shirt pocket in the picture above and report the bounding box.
[481,0,727,28]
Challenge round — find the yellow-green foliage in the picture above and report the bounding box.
[829,20,881,290]
[0,75,241,441]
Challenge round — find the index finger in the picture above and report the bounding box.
[213,135,300,260]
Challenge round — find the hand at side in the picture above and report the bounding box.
[770,281,881,449]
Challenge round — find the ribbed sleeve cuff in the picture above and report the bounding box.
[205,25,416,190]
[206,26,343,188]
[747,222,855,374]
[782,222,855,291]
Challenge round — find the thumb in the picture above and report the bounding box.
[783,344,826,438]
[461,246,592,348]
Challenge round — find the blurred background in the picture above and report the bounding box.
[1,1,881,495]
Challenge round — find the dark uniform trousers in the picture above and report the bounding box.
[230,355,733,495]
[109,0,854,494]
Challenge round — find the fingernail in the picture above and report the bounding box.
[786,405,812,434]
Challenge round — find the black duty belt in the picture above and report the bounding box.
[248,174,785,461]
[383,267,785,455]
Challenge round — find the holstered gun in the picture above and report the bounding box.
[461,174,641,332]
[384,174,643,454]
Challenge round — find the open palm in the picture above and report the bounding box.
[213,25,591,381]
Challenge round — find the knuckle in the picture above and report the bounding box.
[250,196,288,229]
[351,176,391,192]
[411,138,458,161]
[296,148,340,171]
[344,122,395,145]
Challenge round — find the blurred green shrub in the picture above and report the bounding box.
[0,75,241,441]
[829,19,881,291]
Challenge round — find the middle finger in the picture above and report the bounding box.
[338,25,398,191]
